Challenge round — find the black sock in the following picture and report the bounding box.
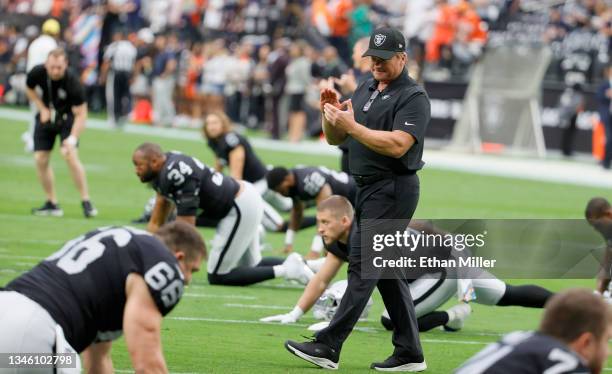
[257,257,284,266]
[417,312,449,332]
[497,284,553,308]
[208,267,275,286]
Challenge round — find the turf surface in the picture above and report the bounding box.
[0,118,609,373]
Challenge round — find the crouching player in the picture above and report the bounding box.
[0,221,205,373]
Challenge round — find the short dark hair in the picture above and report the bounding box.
[47,48,67,60]
[155,221,207,261]
[318,195,354,221]
[585,197,610,219]
[540,288,612,343]
[266,167,290,190]
[135,142,164,160]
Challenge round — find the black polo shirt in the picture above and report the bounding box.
[347,69,430,175]
[26,64,86,122]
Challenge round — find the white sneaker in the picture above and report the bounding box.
[444,303,472,331]
[21,131,33,153]
[283,253,314,285]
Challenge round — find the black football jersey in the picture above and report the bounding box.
[6,227,184,353]
[207,132,268,183]
[290,166,356,204]
[324,239,349,262]
[455,331,590,374]
[152,152,240,219]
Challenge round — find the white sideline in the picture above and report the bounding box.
[1,107,611,188]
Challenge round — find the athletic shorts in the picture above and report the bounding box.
[33,117,76,152]
[288,93,305,112]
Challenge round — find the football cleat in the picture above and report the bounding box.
[283,253,314,285]
[443,303,472,331]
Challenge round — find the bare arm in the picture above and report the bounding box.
[315,184,332,205]
[70,103,88,138]
[297,253,344,312]
[123,274,168,374]
[289,200,304,231]
[214,158,224,173]
[25,87,47,112]
[597,246,612,293]
[82,341,114,374]
[228,146,246,180]
[147,194,173,233]
[348,126,415,159]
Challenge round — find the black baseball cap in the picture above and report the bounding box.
[362,27,406,60]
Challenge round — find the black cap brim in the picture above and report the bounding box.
[362,48,395,60]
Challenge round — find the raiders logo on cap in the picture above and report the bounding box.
[363,27,406,60]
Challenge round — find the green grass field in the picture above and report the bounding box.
[0,117,609,373]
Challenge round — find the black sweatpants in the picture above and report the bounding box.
[315,173,424,362]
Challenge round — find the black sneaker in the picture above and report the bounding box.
[82,201,98,218]
[32,201,63,217]
[370,356,427,372]
[285,338,339,370]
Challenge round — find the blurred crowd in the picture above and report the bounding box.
[0,0,610,141]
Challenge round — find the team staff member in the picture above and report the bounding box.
[26,48,98,218]
[285,27,430,371]
[0,222,205,373]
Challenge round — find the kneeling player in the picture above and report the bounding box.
[266,165,356,259]
[132,143,313,286]
[455,289,612,374]
[261,196,553,333]
[0,222,204,373]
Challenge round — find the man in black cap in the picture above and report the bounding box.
[284,27,430,371]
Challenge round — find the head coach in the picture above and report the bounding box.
[285,27,430,371]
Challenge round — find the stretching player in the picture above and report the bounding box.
[202,110,317,233]
[0,222,204,373]
[267,166,356,259]
[585,197,612,296]
[455,289,612,374]
[261,196,553,333]
[132,143,313,286]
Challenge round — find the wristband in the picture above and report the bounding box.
[65,135,77,146]
[289,306,304,319]
[311,235,324,253]
[285,229,295,246]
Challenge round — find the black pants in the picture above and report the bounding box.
[561,113,578,157]
[106,70,132,125]
[315,174,423,362]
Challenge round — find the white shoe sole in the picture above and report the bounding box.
[285,343,338,370]
[33,210,64,217]
[373,362,427,372]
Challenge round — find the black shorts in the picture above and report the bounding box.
[288,93,305,112]
[33,117,75,152]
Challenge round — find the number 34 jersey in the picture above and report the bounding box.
[6,227,184,353]
[152,152,239,220]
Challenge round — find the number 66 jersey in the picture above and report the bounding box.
[5,226,184,353]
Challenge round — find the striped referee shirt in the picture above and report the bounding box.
[104,40,137,72]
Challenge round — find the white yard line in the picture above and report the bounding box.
[223,303,292,310]
[183,293,257,300]
[2,107,609,188]
[0,238,65,245]
[0,254,43,260]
